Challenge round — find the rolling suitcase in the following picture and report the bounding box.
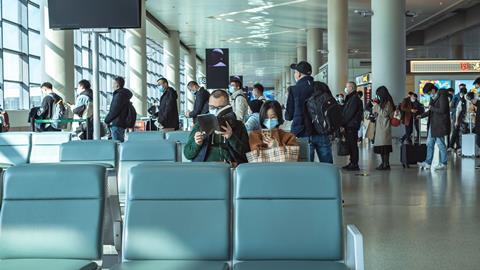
[461,114,478,158]
[400,128,427,168]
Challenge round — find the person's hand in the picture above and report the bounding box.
[411,109,418,113]
[194,131,204,145]
[219,121,233,140]
[263,135,278,148]
[340,127,345,133]
[456,122,460,128]
[416,115,422,119]
[185,111,191,118]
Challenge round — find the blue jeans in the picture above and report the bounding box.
[425,129,447,166]
[309,134,333,163]
[110,126,126,142]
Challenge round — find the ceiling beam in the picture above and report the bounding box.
[407,3,480,46]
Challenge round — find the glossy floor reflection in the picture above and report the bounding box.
[338,142,480,270]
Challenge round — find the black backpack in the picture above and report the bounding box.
[306,92,343,135]
[125,102,137,129]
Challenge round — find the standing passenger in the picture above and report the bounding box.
[372,86,395,170]
[186,81,210,123]
[104,77,133,142]
[156,78,180,131]
[341,81,363,171]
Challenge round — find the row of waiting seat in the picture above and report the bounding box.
[0,131,191,167]
[0,163,364,270]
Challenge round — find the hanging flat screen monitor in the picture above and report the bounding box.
[48,0,141,30]
[206,48,229,89]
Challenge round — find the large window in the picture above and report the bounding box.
[74,29,126,115]
[146,37,164,107]
[179,57,186,114]
[0,0,42,110]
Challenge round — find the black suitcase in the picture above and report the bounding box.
[400,143,427,168]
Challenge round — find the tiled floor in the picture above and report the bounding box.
[340,142,480,270]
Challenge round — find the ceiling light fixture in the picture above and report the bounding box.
[215,0,307,17]
[354,9,374,17]
[405,10,418,18]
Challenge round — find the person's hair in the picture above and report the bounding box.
[447,87,454,93]
[210,89,230,102]
[474,77,480,86]
[248,100,263,113]
[413,93,418,99]
[187,81,199,88]
[41,82,53,90]
[466,92,476,101]
[78,79,91,90]
[253,83,264,94]
[423,82,437,94]
[408,91,415,96]
[347,81,357,89]
[460,87,468,95]
[114,77,125,88]
[313,81,332,96]
[230,78,242,89]
[459,83,466,88]
[158,78,168,85]
[259,100,284,128]
[376,86,395,110]
[357,91,364,98]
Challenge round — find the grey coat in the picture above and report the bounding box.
[373,102,394,147]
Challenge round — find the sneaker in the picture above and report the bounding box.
[418,162,431,170]
[434,164,447,171]
[346,165,360,171]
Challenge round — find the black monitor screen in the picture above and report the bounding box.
[48,0,141,29]
[206,48,229,89]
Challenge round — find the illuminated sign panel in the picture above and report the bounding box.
[410,60,480,73]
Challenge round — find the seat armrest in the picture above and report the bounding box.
[346,224,364,270]
[108,195,123,253]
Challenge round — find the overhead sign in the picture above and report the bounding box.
[410,60,480,73]
[355,73,371,86]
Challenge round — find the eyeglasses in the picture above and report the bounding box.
[209,105,226,111]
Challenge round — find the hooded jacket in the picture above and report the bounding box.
[105,88,133,129]
[37,92,63,120]
[420,91,451,137]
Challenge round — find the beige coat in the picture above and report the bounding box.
[373,102,394,147]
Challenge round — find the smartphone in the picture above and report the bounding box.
[261,129,272,138]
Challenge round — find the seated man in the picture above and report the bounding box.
[184,89,250,165]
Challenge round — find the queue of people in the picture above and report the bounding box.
[19,58,480,170]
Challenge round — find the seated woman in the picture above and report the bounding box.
[248,101,298,160]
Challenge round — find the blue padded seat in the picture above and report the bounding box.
[234,261,348,270]
[60,140,117,168]
[30,132,72,163]
[234,163,344,269]
[112,163,231,270]
[165,131,190,144]
[126,131,164,141]
[165,131,191,162]
[0,133,31,167]
[0,164,105,270]
[118,140,176,199]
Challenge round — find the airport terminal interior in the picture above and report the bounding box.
[0,0,479,269]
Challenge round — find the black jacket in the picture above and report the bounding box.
[104,88,133,129]
[190,87,210,120]
[157,87,179,130]
[37,93,63,119]
[421,91,451,137]
[285,76,314,137]
[474,100,480,135]
[342,91,363,130]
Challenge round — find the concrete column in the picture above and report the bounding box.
[186,49,197,111]
[285,66,291,89]
[372,0,406,137]
[451,34,464,59]
[164,31,181,92]
[328,0,348,94]
[125,1,147,116]
[371,0,406,105]
[42,4,75,103]
[307,28,323,76]
[297,46,307,62]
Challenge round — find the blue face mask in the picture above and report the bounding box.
[159,85,165,93]
[228,85,236,94]
[209,108,219,116]
[263,119,279,130]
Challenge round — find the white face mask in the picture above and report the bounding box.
[344,88,349,94]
